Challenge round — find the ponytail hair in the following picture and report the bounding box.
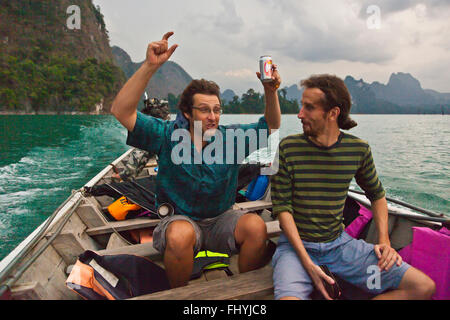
[301,74,357,130]
[338,115,358,130]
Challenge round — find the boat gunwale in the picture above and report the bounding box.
[348,191,447,227]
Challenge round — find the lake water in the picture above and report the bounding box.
[0,114,449,260]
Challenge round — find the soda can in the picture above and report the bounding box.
[259,55,273,82]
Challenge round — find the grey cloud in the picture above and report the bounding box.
[94,0,450,92]
[179,0,244,35]
[214,0,244,34]
[238,1,396,64]
[357,0,450,18]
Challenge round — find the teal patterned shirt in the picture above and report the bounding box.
[127,111,269,220]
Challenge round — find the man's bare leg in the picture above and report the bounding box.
[234,213,276,273]
[372,267,436,300]
[163,220,196,288]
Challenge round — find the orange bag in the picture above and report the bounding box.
[107,196,141,221]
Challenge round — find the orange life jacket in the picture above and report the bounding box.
[66,250,170,300]
[107,196,141,221]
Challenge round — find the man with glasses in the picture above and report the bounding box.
[111,32,281,288]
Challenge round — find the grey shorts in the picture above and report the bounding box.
[272,232,411,300]
[152,208,247,255]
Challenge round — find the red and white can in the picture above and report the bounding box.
[259,55,273,82]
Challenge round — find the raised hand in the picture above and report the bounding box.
[145,31,178,69]
[256,64,281,92]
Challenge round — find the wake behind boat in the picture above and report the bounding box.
[0,148,448,300]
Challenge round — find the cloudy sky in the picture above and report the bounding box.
[93,0,450,96]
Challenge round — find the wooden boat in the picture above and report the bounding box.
[0,148,448,300]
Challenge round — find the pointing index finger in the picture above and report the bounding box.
[162,31,174,41]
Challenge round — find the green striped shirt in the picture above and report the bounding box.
[271,132,385,242]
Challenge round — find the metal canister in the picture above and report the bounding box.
[157,202,174,219]
[259,55,273,82]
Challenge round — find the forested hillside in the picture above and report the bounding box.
[0,0,125,113]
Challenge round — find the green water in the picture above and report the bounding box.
[0,114,449,260]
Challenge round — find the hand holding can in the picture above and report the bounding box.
[257,56,281,91]
[259,55,273,82]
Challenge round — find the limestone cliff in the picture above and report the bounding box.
[0,0,125,113]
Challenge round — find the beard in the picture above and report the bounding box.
[302,116,327,137]
[302,122,318,137]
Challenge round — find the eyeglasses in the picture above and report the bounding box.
[192,106,223,115]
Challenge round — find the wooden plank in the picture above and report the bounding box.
[89,215,276,237]
[203,269,229,281]
[106,233,130,250]
[129,265,273,300]
[86,218,159,236]
[235,200,272,211]
[13,240,79,300]
[10,282,45,300]
[96,219,281,250]
[47,213,101,265]
[266,220,281,238]
[96,220,279,259]
[50,232,99,265]
[94,195,116,209]
[96,242,162,260]
[88,202,272,237]
[76,203,107,229]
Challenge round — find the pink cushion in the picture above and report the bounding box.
[398,244,412,264]
[345,204,373,239]
[409,227,450,300]
[439,226,450,236]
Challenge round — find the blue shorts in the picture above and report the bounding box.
[272,232,411,300]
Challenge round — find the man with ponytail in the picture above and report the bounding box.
[270,74,435,300]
